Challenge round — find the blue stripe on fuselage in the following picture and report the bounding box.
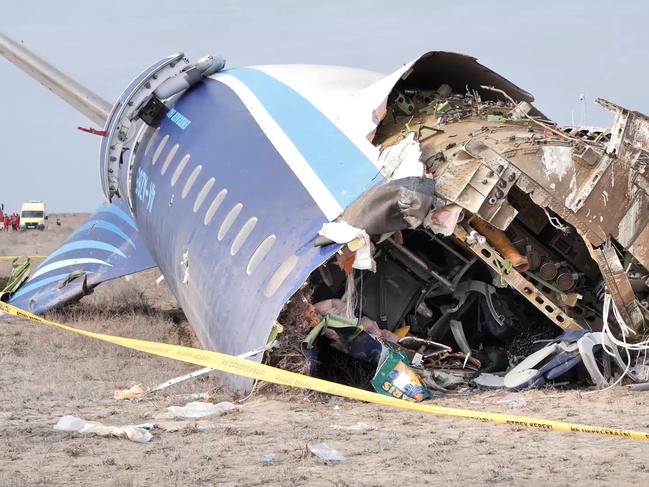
[131,78,341,362]
[225,68,382,208]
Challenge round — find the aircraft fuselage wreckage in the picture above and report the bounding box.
[2,33,649,392]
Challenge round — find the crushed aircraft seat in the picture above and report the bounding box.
[577,332,636,386]
[504,342,581,390]
[504,331,585,389]
[359,251,427,331]
[504,331,633,390]
[427,281,515,343]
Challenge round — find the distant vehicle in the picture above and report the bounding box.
[20,201,47,231]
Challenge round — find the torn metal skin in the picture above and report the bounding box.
[280,53,648,394]
[370,52,648,335]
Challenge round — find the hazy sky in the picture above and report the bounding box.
[1,0,647,212]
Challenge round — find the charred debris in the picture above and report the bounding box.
[271,53,649,399]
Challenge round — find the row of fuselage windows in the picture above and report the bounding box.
[144,130,294,296]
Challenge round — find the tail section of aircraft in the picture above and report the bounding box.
[8,200,156,313]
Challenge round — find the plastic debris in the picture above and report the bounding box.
[330,422,376,432]
[432,370,469,389]
[260,453,278,464]
[379,431,397,450]
[496,395,528,409]
[54,415,152,443]
[473,373,506,389]
[371,345,429,402]
[317,221,374,271]
[308,442,345,462]
[577,332,630,386]
[153,401,240,419]
[113,383,147,400]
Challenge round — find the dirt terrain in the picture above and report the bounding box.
[1,215,649,487]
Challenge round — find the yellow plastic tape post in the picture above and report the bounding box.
[1,300,648,442]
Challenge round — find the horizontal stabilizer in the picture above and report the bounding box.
[0,33,111,125]
[7,200,155,313]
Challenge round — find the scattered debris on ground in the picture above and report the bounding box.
[113,384,147,400]
[308,442,346,463]
[3,255,649,486]
[54,415,153,443]
[269,66,649,403]
[152,401,240,420]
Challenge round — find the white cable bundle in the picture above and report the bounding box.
[595,293,649,391]
[342,270,357,320]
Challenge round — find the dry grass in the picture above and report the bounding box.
[4,215,649,486]
[49,285,157,322]
[1,277,229,421]
[270,285,318,375]
[38,271,200,350]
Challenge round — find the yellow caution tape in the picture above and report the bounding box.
[0,256,47,261]
[1,300,648,442]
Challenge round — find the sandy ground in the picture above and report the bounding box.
[1,215,649,487]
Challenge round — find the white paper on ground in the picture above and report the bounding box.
[54,415,153,443]
[308,442,346,462]
[153,401,240,419]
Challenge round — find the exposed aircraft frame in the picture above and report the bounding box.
[2,33,648,393]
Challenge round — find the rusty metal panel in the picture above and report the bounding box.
[629,225,649,272]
